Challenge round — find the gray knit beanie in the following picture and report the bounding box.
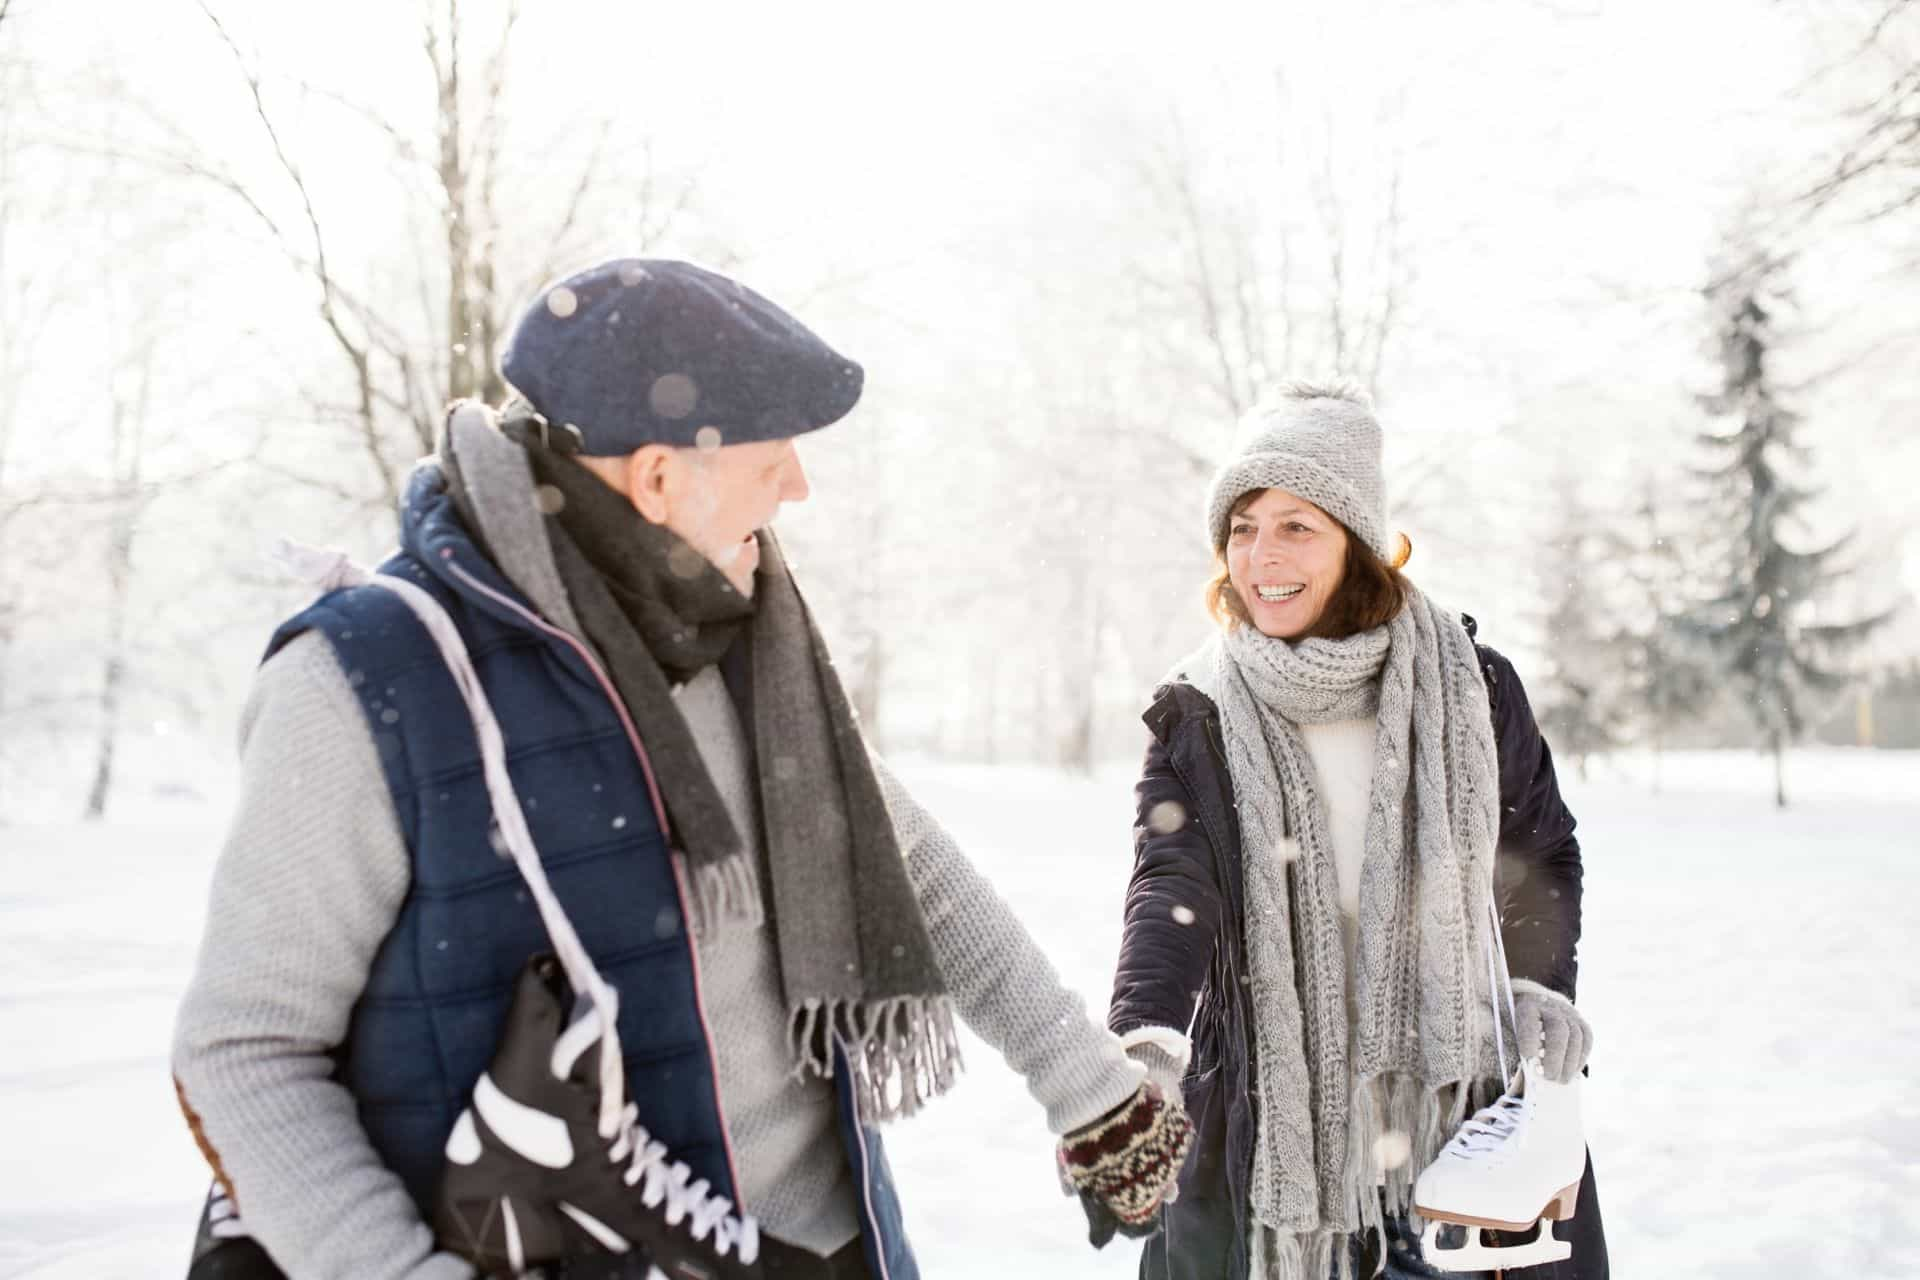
[1204,380,1388,558]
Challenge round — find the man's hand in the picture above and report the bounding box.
[1057,1080,1194,1248]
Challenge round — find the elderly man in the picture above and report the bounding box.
[173,260,1188,1280]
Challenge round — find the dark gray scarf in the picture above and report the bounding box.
[511,442,960,1123]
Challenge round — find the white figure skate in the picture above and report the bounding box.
[1413,1054,1584,1271]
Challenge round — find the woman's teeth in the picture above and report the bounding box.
[1256,585,1304,602]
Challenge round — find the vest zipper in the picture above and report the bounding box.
[443,558,749,1205]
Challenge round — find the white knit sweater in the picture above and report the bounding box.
[1297,717,1378,926]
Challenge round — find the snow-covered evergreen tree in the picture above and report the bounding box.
[1532,474,1628,781]
[1613,468,1715,789]
[1691,246,1888,807]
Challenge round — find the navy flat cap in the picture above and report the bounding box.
[500,258,864,455]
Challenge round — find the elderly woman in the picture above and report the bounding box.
[1107,383,1608,1279]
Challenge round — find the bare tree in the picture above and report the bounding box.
[1132,80,1416,436]
[929,75,1427,769]
[82,322,156,819]
[77,2,705,520]
[0,0,64,810]
[1796,1,1920,223]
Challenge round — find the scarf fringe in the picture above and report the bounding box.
[787,995,964,1124]
[681,852,765,936]
[1341,1071,1452,1236]
[1254,1072,1467,1276]
[1252,1224,1348,1280]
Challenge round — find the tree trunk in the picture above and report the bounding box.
[437,3,475,404]
[82,651,124,820]
[1061,696,1093,776]
[85,398,143,820]
[83,307,151,820]
[1772,729,1788,810]
[1064,581,1104,776]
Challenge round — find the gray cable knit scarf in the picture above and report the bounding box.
[1207,587,1501,1280]
[501,441,961,1124]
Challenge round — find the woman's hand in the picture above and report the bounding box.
[1056,1079,1194,1247]
[1510,979,1593,1082]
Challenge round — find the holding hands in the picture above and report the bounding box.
[1057,1079,1194,1247]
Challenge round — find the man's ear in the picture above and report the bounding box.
[625,445,676,525]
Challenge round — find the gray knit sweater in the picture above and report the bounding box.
[173,416,1142,1280]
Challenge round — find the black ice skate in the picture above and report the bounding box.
[435,955,800,1280]
[184,1180,285,1279]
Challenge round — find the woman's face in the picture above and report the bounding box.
[1225,488,1349,639]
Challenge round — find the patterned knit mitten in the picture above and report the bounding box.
[1057,1080,1194,1247]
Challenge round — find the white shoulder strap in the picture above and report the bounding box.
[275,539,626,1131]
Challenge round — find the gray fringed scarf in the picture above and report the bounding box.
[1207,587,1502,1280]
[509,440,961,1124]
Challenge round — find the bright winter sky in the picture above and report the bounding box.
[17,0,1918,616]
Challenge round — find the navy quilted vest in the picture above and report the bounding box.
[265,464,918,1278]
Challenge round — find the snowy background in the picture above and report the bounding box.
[5,0,1920,1275]
[7,751,1920,1276]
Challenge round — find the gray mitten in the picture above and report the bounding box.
[1509,979,1593,1082]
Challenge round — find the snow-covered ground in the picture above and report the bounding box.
[5,749,1917,1277]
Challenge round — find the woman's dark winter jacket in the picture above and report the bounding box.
[1108,623,1608,1279]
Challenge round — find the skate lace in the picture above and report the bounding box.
[207,1183,249,1240]
[605,1102,762,1264]
[1444,1090,1529,1160]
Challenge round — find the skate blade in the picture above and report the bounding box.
[1413,1180,1580,1231]
[1419,1215,1573,1273]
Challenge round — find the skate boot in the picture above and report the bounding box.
[435,955,804,1280]
[1412,1056,1583,1272]
[184,1180,286,1279]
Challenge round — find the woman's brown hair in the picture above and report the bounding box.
[1205,491,1410,640]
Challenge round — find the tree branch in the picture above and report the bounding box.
[198,1,400,509]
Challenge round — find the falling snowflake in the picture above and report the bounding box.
[1146,800,1187,835]
[546,285,579,318]
[695,425,723,452]
[649,372,698,419]
[1171,904,1196,926]
[1373,1130,1412,1171]
[534,485,566,515]
[612,815,628,830]
[619,262,650,287]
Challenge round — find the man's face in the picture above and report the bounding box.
[653,438,811,595]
